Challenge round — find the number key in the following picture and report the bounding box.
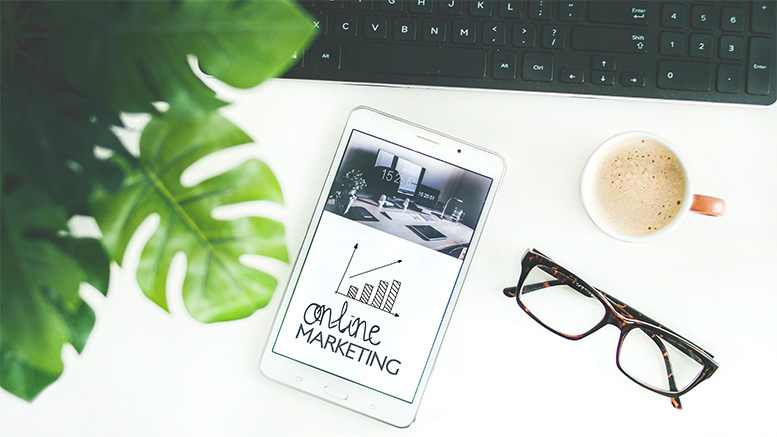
[662,3,685,28]
[660,32,684,56]
[719,35,744,60]
[658,60,711,91]
[691,5,715,29]
[690,34,713,58]
[721,7,745,32]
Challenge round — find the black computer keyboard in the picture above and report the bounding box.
[285,0,776,105]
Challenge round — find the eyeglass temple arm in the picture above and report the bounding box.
[646,331,683,409]
[503,265,595,298]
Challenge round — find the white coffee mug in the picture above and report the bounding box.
[581,131,725,243]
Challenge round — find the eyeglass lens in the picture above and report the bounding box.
[619,327,704,393]
[521,264,606,337]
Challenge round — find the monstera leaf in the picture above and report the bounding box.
[0,185,109,400]
[92,113,288,323]
[51,0,316,118]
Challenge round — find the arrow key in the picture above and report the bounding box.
[622,72,646,87]
[560,68,585,84]
[592,56,616,71]
[591,70,616,85]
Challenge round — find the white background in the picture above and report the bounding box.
[2,76,776,436]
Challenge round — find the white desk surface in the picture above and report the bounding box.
[2,78,776,436]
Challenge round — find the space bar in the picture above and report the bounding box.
[347,44,487,78]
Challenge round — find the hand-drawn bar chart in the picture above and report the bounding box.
[336,243,402,317]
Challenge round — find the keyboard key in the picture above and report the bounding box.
[588,1,650,26]
[334,15,358,38]
[364,16,388,39]
[484,22,507,46]
[660,32,684,56]
[719,35,744,60]
[493,50,517,79]
[717,64,741,93]
[558,2,582,22]
[470,1,493,17]
[522,52,554,81]
[572,27,648,54]
[721,7,745,32]
[394,17,417,41]
[752,2,776,34]
[747,37,773,95]
[321,0,344,8]
[560,68,585,84]
[591,71,616,85]
[592,56,616,71]
[379,0,402,12]
[290,49,304,70]
[351,0,374,11]
[423,19,447,42]
[662,4,685,28]
[691,5,715,30]
[690,34,714,58]
[311,12,329,36]
[347,43,487,77]
[410,0,433,14]
[658,60,711,91]
[440,0,464,15]
[542,25,566,49]
[309,42,342,69]
[512,24,537,47]
[499,1,523,18]
[622,72,646,87]
[528,1,553,20]
[453,20,477,44]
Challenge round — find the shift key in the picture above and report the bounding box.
[747,38,773,95]
[572,27,648,54]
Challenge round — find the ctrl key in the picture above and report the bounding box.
[522,52,554,82]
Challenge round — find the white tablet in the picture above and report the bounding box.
[260,107,505,427]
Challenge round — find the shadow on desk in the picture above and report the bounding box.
[325,197,472,260]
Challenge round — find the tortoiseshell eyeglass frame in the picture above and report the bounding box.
[503,248,719,410]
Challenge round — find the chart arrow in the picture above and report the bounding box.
[349,260,402,279]
[335,243,358,293]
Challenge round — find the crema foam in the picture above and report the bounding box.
[592,138,686,236]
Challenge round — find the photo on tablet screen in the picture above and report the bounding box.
[324,129,493,259]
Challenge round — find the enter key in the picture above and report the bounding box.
[747,38,774,95]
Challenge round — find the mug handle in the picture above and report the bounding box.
[690,194,726,217]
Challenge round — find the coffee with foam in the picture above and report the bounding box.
[591,138,686,236]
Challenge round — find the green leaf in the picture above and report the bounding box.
[0,185,110,401]
[50,0,317,118]
[91,112,288,323]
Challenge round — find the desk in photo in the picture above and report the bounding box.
[325,198,473,258]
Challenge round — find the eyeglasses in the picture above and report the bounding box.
[503,248,718,409]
